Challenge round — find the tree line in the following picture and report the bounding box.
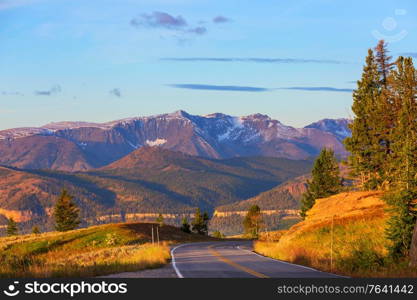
[299,40,417,261]
[5,189,215,237]
[345,40,417,259]
[180,208,210,235]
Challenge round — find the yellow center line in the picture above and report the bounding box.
[208,245,269,278]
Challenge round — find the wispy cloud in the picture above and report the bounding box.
[168,84,353,93]
[130,11,187,30]
[130,11,208,38]
[213,16,231,23]
[168,84,270,92]
[109,88,122,98]
[187,26,207,35]
[34,85,61,96]
[161,57,345,64]
[1,91,23,96]
[400,52,417,58]
[279,87,353,93]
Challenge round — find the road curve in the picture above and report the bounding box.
[171,241,338,278]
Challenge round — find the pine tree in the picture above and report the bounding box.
[203,212,209,235]
[385,191,417,259]
[344,48,382,189]
[243,205,263,238]
[156,213,164,227]
[180,217,191,233]
[191,208,209,235]
[373,40,396,188]
[384,56,417,259]
[53,189,80,232]
[191,208,202,234]
[300,189,315,219]
[346,42,417,260]
[300,148,342,218]
[6,218,18,236]
[375,40,394,86]
[32,226,41,234]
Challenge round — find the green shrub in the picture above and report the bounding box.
[337,243,384,273]
[211,231,225,238]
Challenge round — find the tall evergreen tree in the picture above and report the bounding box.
[347,42,417,260]
[243,205,263,238]
[384,56,417,259]
[344,48,381,189]
[53,189,80,232]
[191,208,209,235]
[373,40,396,188]
[6,218,18,236]
[300,148,342,218]
[180,217,191,233]
[344,41,396,190]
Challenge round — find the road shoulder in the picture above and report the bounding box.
[98,262,177,278]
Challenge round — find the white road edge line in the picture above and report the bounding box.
[171,244,187,278]
[236,245,348,278]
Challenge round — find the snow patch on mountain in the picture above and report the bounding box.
[0,128,54,140]
[305,118,351,141]
[146,138,167,147]
[78,142,88,149]
[217,117,244,141]
[335,128,350,138]
[127,140,140,149]
[42,121,110,130]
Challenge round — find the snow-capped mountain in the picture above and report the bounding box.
[0,127,54,140]
[305,118,351,141]
[0,110,350,171]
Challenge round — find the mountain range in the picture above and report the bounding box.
[0,110,351,233]
[0,110,351,171]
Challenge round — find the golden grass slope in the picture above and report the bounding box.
[254,191,417,277]
[0,222,212,278]
[284,191,385,236]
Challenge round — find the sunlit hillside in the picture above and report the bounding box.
[0,222,211,278]
[255,192,417,277]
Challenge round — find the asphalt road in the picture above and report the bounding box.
[171,241,338,278]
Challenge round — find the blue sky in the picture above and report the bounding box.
[0,0,416,130]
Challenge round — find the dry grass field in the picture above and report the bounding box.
[0,222,212,278]
[254,191,417,277]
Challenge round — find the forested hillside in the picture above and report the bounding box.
[0,147,312,233]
